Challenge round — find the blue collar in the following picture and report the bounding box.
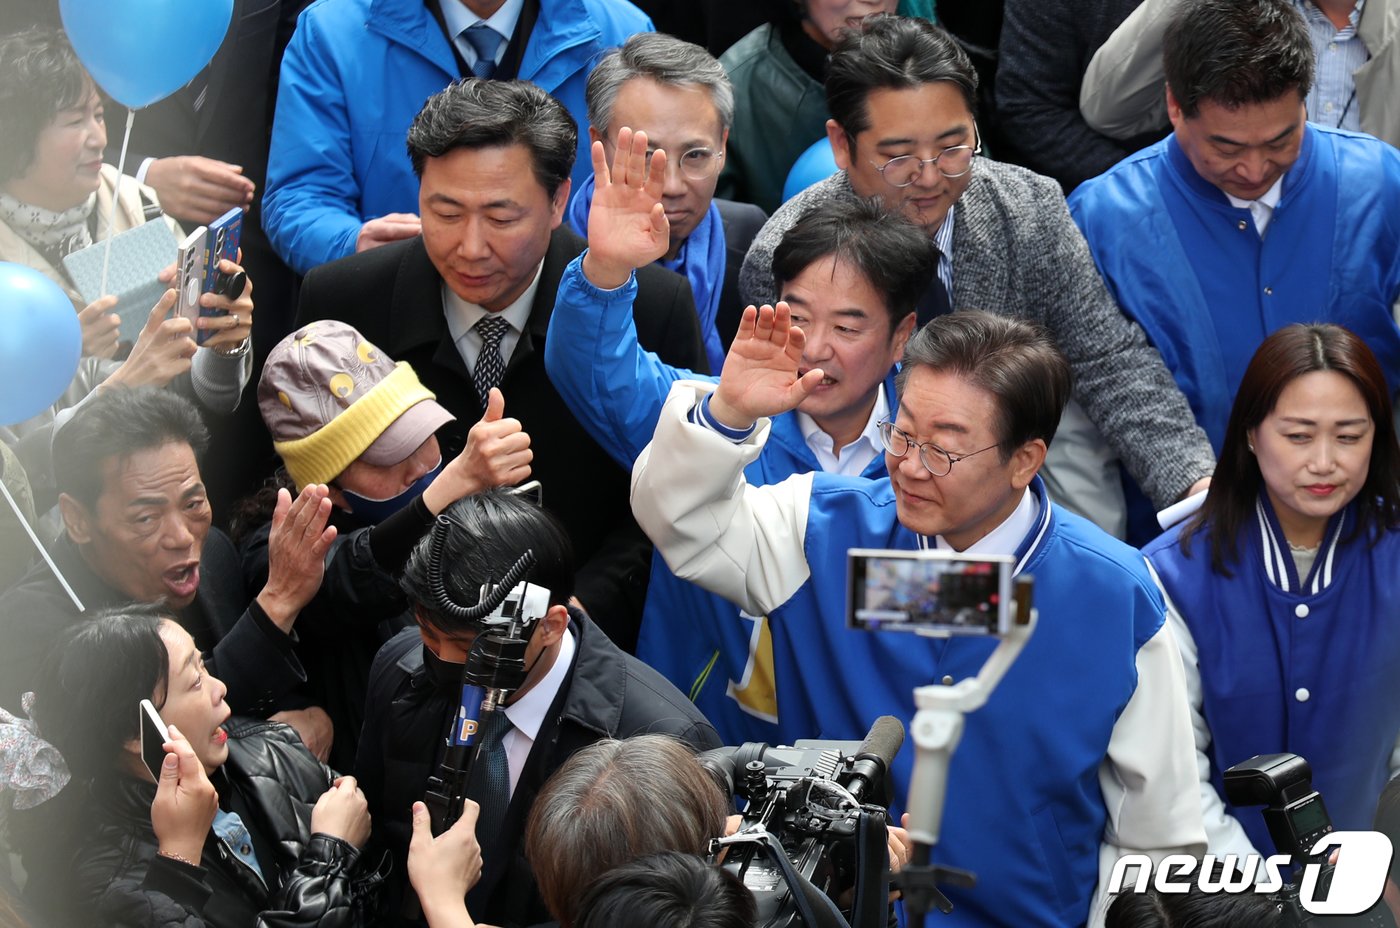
[1011,476,1054,574]
[912,474,1054,577]
[1252,492,1350,594]
[1164,122,1317,209]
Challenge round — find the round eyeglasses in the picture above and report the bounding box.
[619,144,725,182]
[877,420,998,477]
[868,124,983,188]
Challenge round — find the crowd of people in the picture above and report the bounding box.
[1,0,1399,926]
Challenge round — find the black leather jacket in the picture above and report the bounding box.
[17,718,377,928]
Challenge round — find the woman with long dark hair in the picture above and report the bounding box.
[1142,323,1400,858]
[6,606,376,927]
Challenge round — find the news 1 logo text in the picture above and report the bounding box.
[1108,832,1395,916]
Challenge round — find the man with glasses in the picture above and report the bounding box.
[741,13,1217,539]
[629,307,1205,928]
[569,33,768,371]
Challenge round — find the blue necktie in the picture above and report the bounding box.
[465,709,512,909]
[462,23,503,79]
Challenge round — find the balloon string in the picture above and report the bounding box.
[0,480,83,613]
[98,107,136,298]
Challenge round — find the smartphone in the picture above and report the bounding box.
[139,698,171,781]
[174,226,208,334]
[196,209,243,345]
[846,548,1017,637]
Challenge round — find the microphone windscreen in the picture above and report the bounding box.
[857,715,905,767]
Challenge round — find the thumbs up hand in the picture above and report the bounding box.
[421,388,533,515]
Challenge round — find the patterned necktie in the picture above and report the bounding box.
[473,315,509,404]
[461,23,503,79]
[465,709,512,907]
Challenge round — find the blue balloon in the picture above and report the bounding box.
[0,264,82,426]
[782,138,839,204]
[60,0,233,109]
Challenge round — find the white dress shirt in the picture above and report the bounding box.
[795,383,890,476]
[442,262,543,379]
[439,0,525,70]
[931,485,1040,555]
[501,626,575,797]
[1225,175,1284,238]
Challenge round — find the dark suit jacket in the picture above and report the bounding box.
[294,225,704,647]
[714,196,769,352]
[356,611,720,927]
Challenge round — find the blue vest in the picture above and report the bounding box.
[759,476,1164,928]
[1144,497,1400,854]
[1070,125,1400,449]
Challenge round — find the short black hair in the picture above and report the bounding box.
[32,605,172,781]
[0,28,94,184]
[1164,0,1313,118]
[576,853,757,928]
[53,387,209,511]
[772,197,935,328]
[1104,866,1284,928]
[401,489,575,633]
[897,310,1072,460]
[407,78,577,197]
[826,14,977,139]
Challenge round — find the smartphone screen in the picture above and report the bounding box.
[846,549,1014,636]
[139,698,171,781]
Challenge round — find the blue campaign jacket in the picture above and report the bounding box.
[770,476,1167,928]
[1144,498,1400,854]
[263,0,651,275]
[544,257,894,743]
[1069,126,1400,449]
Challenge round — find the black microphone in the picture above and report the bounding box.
[842,715,905,803]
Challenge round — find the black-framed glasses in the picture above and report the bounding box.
[878,420,998,476]
[868,122,982,188]
[614,143,725,182]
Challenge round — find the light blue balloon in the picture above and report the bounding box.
[782,138,839,204]
[60,0,233,109]
[0,264,82,426]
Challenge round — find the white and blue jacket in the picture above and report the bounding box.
[632,381,1206,928]
[1144,496,1400,858]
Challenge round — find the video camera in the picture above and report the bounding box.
[702,717,905,928]
[1224,754,1392,927]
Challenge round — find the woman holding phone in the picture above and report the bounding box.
[0,28,254,495]
[5,606,378,927]
[1142,323,1400,858]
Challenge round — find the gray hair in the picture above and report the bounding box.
[407,78,577,197]
[585,32,735,137]
[525,735,728,927]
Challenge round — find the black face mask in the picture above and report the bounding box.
[419,632,546,694]
[421,642,465,691]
